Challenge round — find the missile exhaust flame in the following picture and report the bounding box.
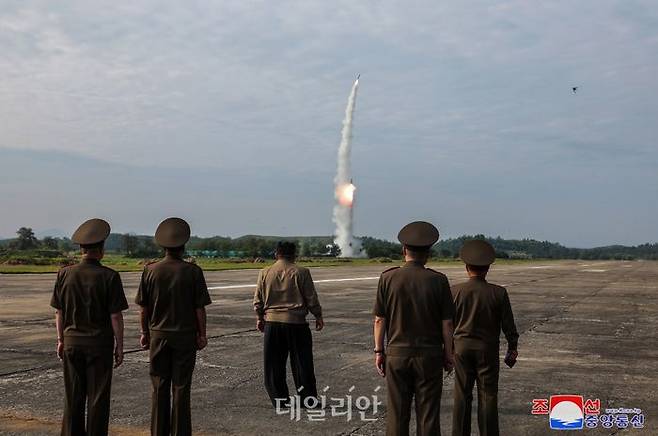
[336,183,356,207]
[332,76,365,258]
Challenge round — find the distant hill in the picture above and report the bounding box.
[434,236,658,260]
[233,235,331,241]
[103,233,152,252]
[35,228,67,239]
[185,234,658,260]
[2,232,657,260]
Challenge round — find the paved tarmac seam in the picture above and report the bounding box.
[341,411,386,436]
[0,328,261,378]
[0,363,58,378]
[0,348,51,356]
[0,318,51,326]
[523,269,632,336]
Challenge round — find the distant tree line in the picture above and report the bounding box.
[2,227,658,260]
[186,235,338,258]
[434,235,658,260]
[0,227,75,252]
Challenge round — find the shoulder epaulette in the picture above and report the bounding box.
[140,259,158,268]
[381,266,401,275]
[59,263,75,272]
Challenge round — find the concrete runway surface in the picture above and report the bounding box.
[0,260,656,435]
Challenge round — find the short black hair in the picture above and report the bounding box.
[80,241,104,251]
[404,244,431,255]
[466,264,490,274]
[165,245,185,255]
[276,241,296,258]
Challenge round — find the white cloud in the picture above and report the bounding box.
[0,0,657,245]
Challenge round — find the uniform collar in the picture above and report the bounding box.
[276,258,294,266]
[469,276,487,282]
[165,253,183,260]
[402,260,425,268]
[81,258,101,265]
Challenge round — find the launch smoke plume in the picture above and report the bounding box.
[333,77,364,258]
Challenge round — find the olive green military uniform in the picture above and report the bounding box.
[136,218,211,436]
[136,255,211,436]
[374,261,454,436]
[50,219,128,436]
[373,221,455,436]
[451,240,519,436]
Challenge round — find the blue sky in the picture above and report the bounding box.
[1,1,656,247]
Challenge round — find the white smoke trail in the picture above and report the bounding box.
[332,78,365,258]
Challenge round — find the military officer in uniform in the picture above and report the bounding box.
[451,240,519,436]
[253,241,324,408]
[50,218,129,436]
[373,221,455,436]
[135,217,212,436]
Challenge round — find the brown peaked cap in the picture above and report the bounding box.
[155,217,191,248]
[71,218,111,246]
[460,239,496,266]
[397,221,439,248]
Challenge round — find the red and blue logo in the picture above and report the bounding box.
[549,395,584,430]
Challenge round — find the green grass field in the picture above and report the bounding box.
[0,254,550,274]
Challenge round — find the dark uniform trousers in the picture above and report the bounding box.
[386,353,443,436]
[61,345,114,436]
[150,336,197,436]
[263,321,318,407]
[452,341,500,436]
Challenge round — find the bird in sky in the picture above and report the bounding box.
[572,86,579,94]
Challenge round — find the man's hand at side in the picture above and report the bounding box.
[504,349,518,368]
[56,340,64,360]
[375,353,386,377]
[140,333,150,350]
[111,312,124,368]
[443,352,455,372]
[197,335,208,350]
[114,342,124,368]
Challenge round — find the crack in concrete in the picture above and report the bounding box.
[522,269,633,337]
[342,412,385,435]
[0,328,261,379]
[0,348,52,356]
[0,363,58,378]
[0,318,51,326]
